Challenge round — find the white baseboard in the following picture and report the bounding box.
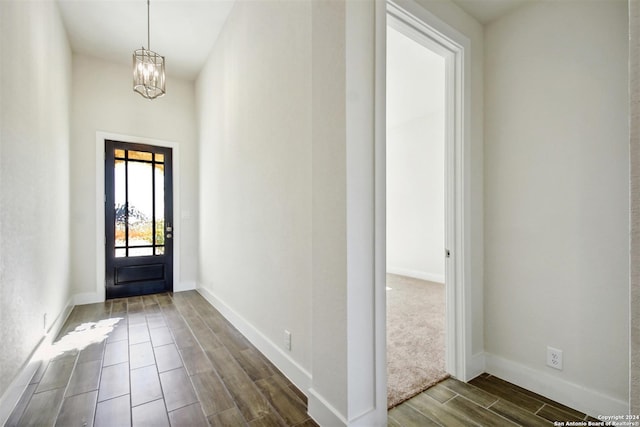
[74,281,195,305]
[464,351,486,381]
[74,292,102,305]
[308,388,349,427]
[0,296,74,426]
[195,285,312,394]
[484,353,629,417]
[174,280,196,292]
[386,267,445,284]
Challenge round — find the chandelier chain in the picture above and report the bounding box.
[147,0,150,50]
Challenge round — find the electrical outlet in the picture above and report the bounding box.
[284,330,292,351]
[547,346,563,370]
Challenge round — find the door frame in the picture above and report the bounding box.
[95,131,181,302]
[104,139,174,299]
[382,0,472,380]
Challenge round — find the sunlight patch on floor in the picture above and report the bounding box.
[42,317,123,359]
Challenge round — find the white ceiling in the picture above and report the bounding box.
[56,0,531,82]
[57,0,235,80]
[451,0,535,24]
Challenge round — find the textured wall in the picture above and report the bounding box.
[630,0,640,415]
[0,1,72,396]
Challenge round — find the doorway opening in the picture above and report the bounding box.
[104,140,174,299]
[384,0,470,406]
[385,21,448,408]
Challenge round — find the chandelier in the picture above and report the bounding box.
[133,0,165,99]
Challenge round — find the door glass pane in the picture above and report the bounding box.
[114,159,126,247]
[129,150,153,161]
[127,161,153,247]
[155,163,165,246]
[110,146,169,260]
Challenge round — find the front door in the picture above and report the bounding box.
[105,140,173,299]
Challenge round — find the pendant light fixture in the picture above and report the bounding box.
[133,0,165,99]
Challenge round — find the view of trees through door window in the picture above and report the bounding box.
[113,148,166,257]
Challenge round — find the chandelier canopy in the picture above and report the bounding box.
[133,0,165,99]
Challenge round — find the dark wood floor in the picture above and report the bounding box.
[6,291,317,427]
[390,375,598,426]
[6,289,595,426]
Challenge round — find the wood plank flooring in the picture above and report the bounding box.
[6,289,594,426]
[6,291,317,427]
[390,375,598,427]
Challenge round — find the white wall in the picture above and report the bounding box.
[386,26,445,283]
[311,1,384,422]
[196,0,313,391]
[309,0,347,419]
[484,0,629,415]
[0,0,72,401]
[387,114,445,283]
[70,54,198,300]
[196,1,386,424]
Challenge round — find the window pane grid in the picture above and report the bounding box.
[114,147,165,258]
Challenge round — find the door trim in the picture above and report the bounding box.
[94,131,182,302]
[383,0,473,381]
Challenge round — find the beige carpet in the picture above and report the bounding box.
[386,273,448,408]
